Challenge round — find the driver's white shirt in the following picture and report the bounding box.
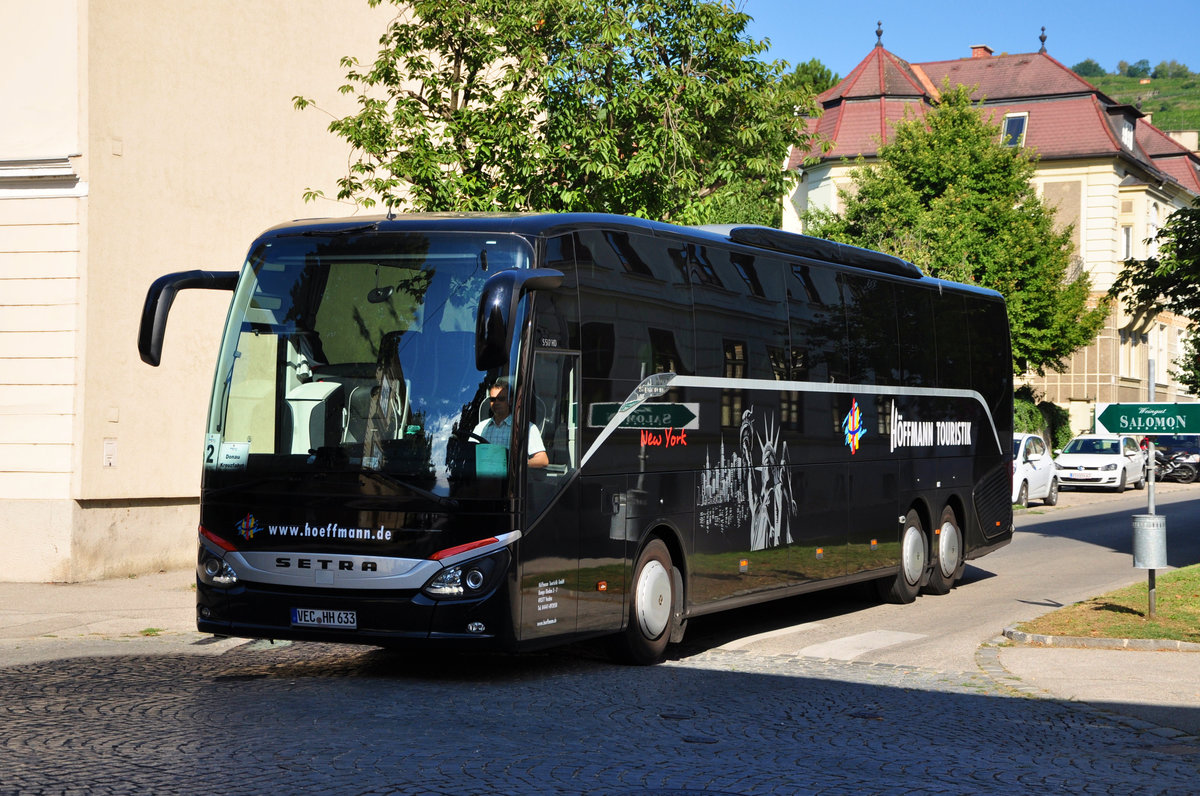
[473,414,546,458]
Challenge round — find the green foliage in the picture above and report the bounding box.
[781,58,839,95]
[1112,197,1200,394]
[1042,399,1072,450]
[1154,60,1192,79]
[1013,394,1043,433]
[1087,73,1200,130]
[1171,334,1200,395]
[295,0,819,223]
[804,84,1109,375]
[1124,58,1152,78]
[1013,385,1071,448]
[1071,58,1105,78]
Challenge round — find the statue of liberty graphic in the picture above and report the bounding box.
[740,409,797,551]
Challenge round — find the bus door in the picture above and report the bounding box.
[515,231,591,642]
[517,348,586,641]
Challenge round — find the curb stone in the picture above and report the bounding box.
[1003,626,1200,652]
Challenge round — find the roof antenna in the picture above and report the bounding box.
[1038,26,1047,54]
[875,21,883,48]
[386,202,396,221]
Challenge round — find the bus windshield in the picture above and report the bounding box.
[205,231,534,495]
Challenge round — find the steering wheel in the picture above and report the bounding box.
[452,428,490,444]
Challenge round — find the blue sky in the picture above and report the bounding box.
[741,0,1198,79]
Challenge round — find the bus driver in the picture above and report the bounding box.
[473,378,549,469]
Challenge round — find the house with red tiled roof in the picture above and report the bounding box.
[785,30,1200,429]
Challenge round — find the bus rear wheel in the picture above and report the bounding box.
[616,539,675,665]
[876,510,926,604]
[924,507,963,595]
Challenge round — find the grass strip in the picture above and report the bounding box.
[1015,563,1200,643]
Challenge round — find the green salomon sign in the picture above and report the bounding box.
[588,402,699,430]
[1096,402,1200,435]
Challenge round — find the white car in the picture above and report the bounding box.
[1054,433,1146,493]
[1012,433,1058,507]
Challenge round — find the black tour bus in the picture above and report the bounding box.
[139,213,1013,664]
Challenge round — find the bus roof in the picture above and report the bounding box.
[256,212,1002,300]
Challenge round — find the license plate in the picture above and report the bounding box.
[291,608,357,629]
[1065,471,1088,479]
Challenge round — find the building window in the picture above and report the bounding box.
[1122,226,1133,260]
[721,340,746,427]
[1121,119,1135,149]
[1001,113,1027,147]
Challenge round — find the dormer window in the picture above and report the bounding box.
[1001,113,1027,147]
[1121,118,1135,149]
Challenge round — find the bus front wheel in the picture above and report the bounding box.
[617,539,675,665]
[876,510,926,604]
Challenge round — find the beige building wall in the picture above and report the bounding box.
[1,0,394,581]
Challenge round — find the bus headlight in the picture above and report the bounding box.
[425,565,467,597]
[198,549,238,587]
[421,550,507,601]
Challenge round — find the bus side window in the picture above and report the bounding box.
[897,287,937,386]
[576,230,693,383]
[527,350,581,517]
[787,262,846,383]
[933,292,972,389]
[841,273,899,386]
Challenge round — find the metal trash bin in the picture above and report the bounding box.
[1132,514,1167,569]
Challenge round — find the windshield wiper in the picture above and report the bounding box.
[278,222,380,238]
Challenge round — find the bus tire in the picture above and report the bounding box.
[924,506,963,595]
[876,510,925,604]
[617,539,675,665]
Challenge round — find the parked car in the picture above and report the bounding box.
[1054,434,1146,492]
[1012,433,1058,506]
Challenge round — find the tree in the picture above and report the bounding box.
[294,0,819,226]
[1110,197,1200,392]
[1152,59,1192,79]
[804,84,1109,375]
[781,58,839,95]
[1124,59,1151,78]
[1071,59,1106,78]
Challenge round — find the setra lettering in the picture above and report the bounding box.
[274,557,381,572]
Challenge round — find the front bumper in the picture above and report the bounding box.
[196,578,516,650]
[1057,470,1123,487]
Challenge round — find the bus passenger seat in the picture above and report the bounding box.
[342,384,374,444]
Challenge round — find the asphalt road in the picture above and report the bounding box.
[675,479,1200,671]
[2,481,1198,794]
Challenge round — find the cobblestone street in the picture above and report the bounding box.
[2,640,1197,795]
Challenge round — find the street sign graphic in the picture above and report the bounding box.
[1095,402,1200,435]
[588,402,699,429]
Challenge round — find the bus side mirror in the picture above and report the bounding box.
[138,270,238,366]
[475,269,564,370]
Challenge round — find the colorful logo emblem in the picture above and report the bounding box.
[842,398,866,454]
[235,513,262,540]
